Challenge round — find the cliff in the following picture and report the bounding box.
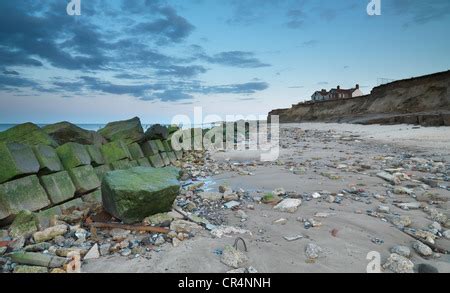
[268,70,450,126]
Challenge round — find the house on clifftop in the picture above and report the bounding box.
[311,84,363,102]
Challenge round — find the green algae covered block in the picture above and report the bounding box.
[148,154,165,168]
[33,144,63,174]
[67,165,100,194]
[85,145,105,166]
[100,140,131,164]
[137,157,151,167]
[56,142,91,170]
[110,159,134,170]
[166,151,178,164]
[39,171,76,204]
[127,143,144,160]
[0,123,57,147]
[94,164,111,182]
[0,142,40,184]
[159,152,171,166]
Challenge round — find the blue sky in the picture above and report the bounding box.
[1,0,449,124]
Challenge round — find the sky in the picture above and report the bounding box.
[0,0,449,124]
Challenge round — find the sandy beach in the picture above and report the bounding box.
[82,123,450,273]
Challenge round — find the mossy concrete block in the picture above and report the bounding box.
[160,152,171,166]
[162,140,173,152]
[82,189,102,204]
[67,165,100,194]
[35,206,62,229]
[137,158,151,167]
[85,145,105,166]
[100,140,131,164]
[154,140,165,152]
[59,198,84,213]
[140,140,159,156]
[0,176,50,218]
[56,142,91,170]
[94,164,111,182]
[98,117,144,145]
[0,123,57,147]
[42,121,106,146]
[0,142,40,184]
[9,210,39,238]
[110,159,134,170]
[129,160,139,167]
[127,143,144,160]
[148,154,165,168]
[39,171,76,204]
[102,167,180,223]
[166,152,178,164]
[33,144,63,174]
[10,252,66,268]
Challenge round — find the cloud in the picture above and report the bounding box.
[317,81,329,85]
[389,0,450,26]
[299,40,319,47]
[286,9,307,29]
[288,85,304,89]
[2,69,20,76]
[200,51,271,68]
[156,65,208,78]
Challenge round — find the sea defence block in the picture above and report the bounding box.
[155,140,165,152]
[0,122,57,147]
[56,142,91,170]
[100,140,131,164]
[33,144,63,174]
[82,189,102,204]
[140,140,159,156]
[0,176,51,219]
[110,159,135,170]
[85,145,105,166]
[67,165,100,194]
[40,171,76,204]
[98,117,144,145]
[0,142,41,184]
[94,165,111,182]
[137,157,151,167]
[162,140,172,152]
[148,154,165,168]
[35,206,62,229]
[127,143,144,160]
[166,152,178,164]
[159,152,171,166]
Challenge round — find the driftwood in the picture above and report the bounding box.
[88,222,169,234]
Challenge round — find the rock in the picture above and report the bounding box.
[223,193,239,201]
[140,140,160,156]
[172,237,181,247]
[24,242,51,252]
[199,191,222,201]
[9,210,39,238]
[429,209,448,224]
[224,201,240,209]
[42,122,106,145]
[219,185,231,194]
[148,154,165,168]
[83,244,100,260]
[127,143,145,160]
[390,245,411,258]
[102,167,180,223]
[0,122,57,147]
[311,192,321,199]
[81,189,102,204]
[394,187,414,195]
[98,117,144,145]
[272,188,286,196]
[137,157,152,167]
[389,215,412,228]
[377,171,400,185]
[56,142,91,170]
[0,142,40,184]
[144,124,169,141]
[8,236,25,251]
[443,230,450,239]
[13,265,48,273]
[85,145,105,166]
[143,213,174,227]
[0,175,51,220]
[0,247,6,255]
[10,252,66,268]
[377,205,390,214]
[33,224,68,243]
[50,268,66,273]
[412,240,433,257]
[210,226,252,238]
[94,164,111,182]
[67,165,100,194]
[170,220,202,234]
[274,198,302,213]
[109,228,130,241]
[35,206,62,229]
[100,140,132,164]
[32,144,63,173]
[283,235,303,242]
[326,195,335,203]
[314,212,335,218]
[261,193,280,204]
[160,152,171,166]
[220,245,249,269]
[273,218,287,225]
[383,253,414,273]
[154,235,166,246]
[40,171,76,204]
[305,243,322,260]
[99,243,111,256]
[417,263,439,273]
[110,159,135,170]
[429,222,442,232]
[236,210,248,220]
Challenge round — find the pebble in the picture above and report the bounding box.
[109,228,131,241]
[283,235,303,242]
[390,245,411,258]
[305,243,322,260]
[273,198,302,213]
[417,263,439,273]
[412,241,433,257]
[84,244,100,260]
[224,201,240,209]
[383,253,414,273]
[443,230,450,239]
[220,245,249,269]
[273,218,287,225]
[377,205,390,214]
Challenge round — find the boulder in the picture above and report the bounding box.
[160,152,171,166]
[102,167,180,223]
[143,124,169,140]
[0,123,57,147]
[148,154,165,168]
[32,144,63,173]
[67,165,100,194]
[42,122,106,145]
[0,142,41,184]
[56,142,91,170]
[39,171,76,204]
[98,117,144,144]
[94,165,111,182]
[127,143,144,160]
[0,175,50,219]
[9,210,39,238]
[100,140,131,164]
[140,140,159,156]
[85,145,105,166]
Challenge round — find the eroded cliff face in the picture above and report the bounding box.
[269,70,450,126]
